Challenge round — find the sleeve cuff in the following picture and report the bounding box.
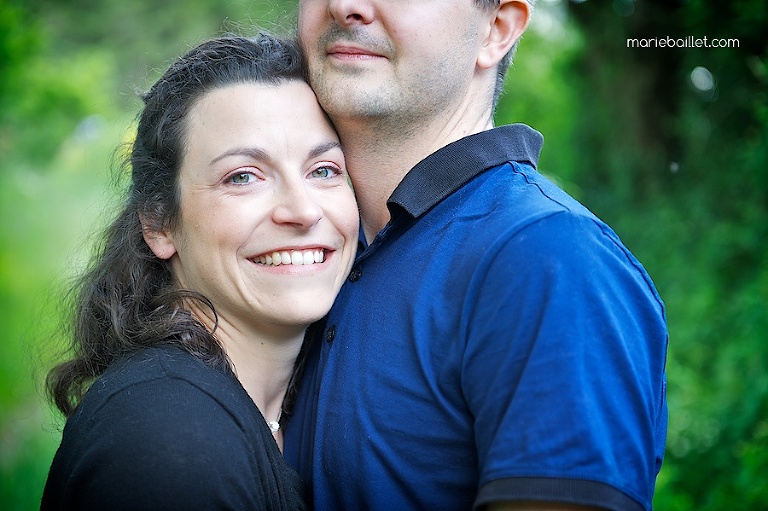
[474,477,646,511]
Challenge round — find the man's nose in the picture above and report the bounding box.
[327,0,375,26]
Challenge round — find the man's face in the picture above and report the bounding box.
[298,0,490,125]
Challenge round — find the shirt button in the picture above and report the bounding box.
[348,267,362,282]
[325,326,336,343]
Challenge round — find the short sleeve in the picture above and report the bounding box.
[463,212,668,511]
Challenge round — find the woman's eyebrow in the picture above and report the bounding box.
[210,146,269,165]
[210,141,341,165]
[307,141,342,160]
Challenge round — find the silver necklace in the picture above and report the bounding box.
[266,408,283,434]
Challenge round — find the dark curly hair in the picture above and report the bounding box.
[46,33,308,416]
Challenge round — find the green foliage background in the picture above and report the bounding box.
[1,0,765,509]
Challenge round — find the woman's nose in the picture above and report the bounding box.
[271,182,323,229]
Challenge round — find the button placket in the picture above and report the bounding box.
[348,267,362,282]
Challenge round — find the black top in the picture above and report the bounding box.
[42,346,305,510]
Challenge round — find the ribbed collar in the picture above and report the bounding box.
[387,124,543,218]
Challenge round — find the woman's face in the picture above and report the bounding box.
[145,80,358,338]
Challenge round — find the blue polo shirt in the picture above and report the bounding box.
[285,124,668,511]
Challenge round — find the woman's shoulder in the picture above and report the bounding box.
[43,346,296,510]
[74,345,257,438]
[96,344,230,387]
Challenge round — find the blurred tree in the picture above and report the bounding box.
[1,0,296,167]
[0,0,90,165]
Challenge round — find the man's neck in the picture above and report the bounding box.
[338,110,494,243]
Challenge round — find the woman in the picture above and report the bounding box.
[41,33,358,510]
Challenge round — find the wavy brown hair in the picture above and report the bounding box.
[46,33,308,416]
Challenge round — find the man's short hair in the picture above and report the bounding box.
[474,0,535,108]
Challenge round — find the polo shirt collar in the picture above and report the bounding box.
[388,124,543,219]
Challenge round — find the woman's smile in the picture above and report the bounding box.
[252,247,327,267]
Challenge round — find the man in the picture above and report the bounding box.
[284,1,668,510]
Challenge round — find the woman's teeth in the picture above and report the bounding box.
[255,249,325,266]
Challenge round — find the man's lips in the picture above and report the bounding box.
[327,43,385,60]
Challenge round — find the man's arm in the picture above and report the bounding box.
[466,211,667,511]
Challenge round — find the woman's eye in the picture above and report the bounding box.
[229,172,254,185]
[310,166,339,179]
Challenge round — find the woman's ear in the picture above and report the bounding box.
[477,0,531,70]
[141,216,177,260]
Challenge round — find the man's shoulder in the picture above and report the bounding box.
[443,159,594,236]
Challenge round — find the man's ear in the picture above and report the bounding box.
[141,216,177,260]
[477,0,531,70]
